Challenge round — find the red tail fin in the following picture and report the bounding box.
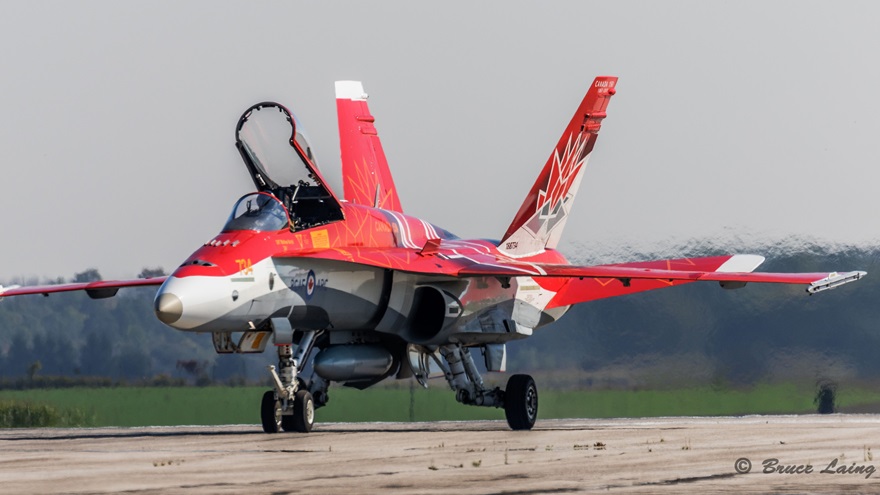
[336,81,403,212]
[500,76,617,257]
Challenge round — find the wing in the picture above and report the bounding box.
[284,245,865,305]
[0,277,167,300]
[458,255,866,308]
[336,81,403,212]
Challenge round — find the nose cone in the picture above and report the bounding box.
[153,274,241,331]
[154,293,183,324]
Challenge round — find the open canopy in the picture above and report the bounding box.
[235,102,343,231]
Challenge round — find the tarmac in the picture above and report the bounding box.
[2,416,880,494]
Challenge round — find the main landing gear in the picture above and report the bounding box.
[261,330,323,433]
[436,344,539,430]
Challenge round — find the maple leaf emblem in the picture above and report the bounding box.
[536,132,589,219]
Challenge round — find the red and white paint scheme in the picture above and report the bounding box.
[0,77,866,432]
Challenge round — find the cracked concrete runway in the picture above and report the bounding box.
[2,416,880,494]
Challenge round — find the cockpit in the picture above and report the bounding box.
[235,102,344,232]
[223,192,289,232]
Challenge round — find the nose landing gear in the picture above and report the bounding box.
[261,329,319,433]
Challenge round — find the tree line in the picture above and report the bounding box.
[0,268,264,385]
[2,246,879,389]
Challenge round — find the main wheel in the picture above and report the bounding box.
[260,391,282,433]
[504,374,538,430]
[291,390,315,433]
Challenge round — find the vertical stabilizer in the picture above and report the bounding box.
[336,81,403,212]
[499,76,617,257]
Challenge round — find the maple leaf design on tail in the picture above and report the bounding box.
[537,131,589,222]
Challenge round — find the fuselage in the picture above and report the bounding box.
[154,195,572,345]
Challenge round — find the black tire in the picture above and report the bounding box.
[292,389,315,433]
[260,391,282,433]
[504,374,538,430]
[281,414,297,432]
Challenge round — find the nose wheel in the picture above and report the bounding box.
[261,389,315,433]
[260,391,282,433]
[290,390,315,432]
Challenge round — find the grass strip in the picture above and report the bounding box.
[2,383,879,427]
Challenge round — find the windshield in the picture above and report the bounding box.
[223,193,290,232]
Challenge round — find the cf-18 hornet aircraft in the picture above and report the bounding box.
[0,76,866,431]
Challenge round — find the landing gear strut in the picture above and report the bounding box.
[436,344,539,430]
[261,330,318,433]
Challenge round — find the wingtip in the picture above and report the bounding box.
[807,270,867,294]
[0,284,20,300]
[335,80,367,101]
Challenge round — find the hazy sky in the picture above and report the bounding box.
[1,1,878,281]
